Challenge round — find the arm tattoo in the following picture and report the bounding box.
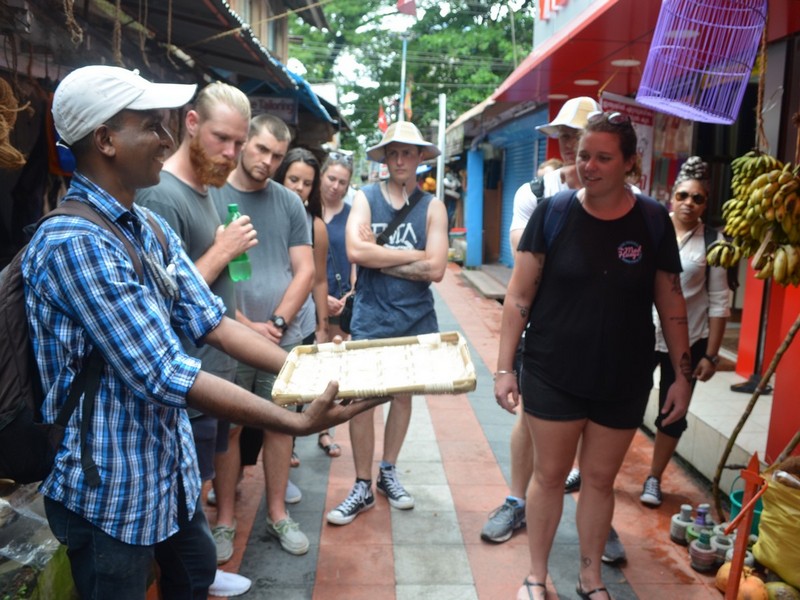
[668,273,683,295]
[515,302,529,319]
[679,351,692,382]
[381,261,431,281]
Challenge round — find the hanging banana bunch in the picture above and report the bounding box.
[710,150,800,286]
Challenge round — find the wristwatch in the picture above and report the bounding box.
[270,315,288,332]
[703,354,720,366]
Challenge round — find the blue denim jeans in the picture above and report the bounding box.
[45,490,215,600]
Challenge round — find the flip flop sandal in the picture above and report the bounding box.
[318,434,341,458]
[576,581,610,599]
[519,579,546,600]
[290,451,300,468]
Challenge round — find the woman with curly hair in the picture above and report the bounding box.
[639,156,732,507]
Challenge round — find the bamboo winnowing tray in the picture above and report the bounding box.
[271,331,477,405]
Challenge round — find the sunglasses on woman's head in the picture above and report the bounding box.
[328,151,353,166]
[587,111,632,126]
[674,191,706,205]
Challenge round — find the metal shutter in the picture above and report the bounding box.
[488,107,549,267]
[498,141,535,266]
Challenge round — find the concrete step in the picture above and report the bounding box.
[459,268,507,300]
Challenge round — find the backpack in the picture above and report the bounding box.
[542,189,666,250]
[529,176,545,200]
[703,225,740,292]
[0,199,167,485]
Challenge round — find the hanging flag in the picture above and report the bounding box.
[378,105,388,133]
[403,82,412,120]
[397,0,417,17]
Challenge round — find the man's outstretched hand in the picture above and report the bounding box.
[297,381,391,436]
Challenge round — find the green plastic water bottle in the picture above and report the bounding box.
[226,203,252,282]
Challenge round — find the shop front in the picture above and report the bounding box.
[454,0,800,460]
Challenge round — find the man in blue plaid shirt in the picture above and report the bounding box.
[22,65,385,599]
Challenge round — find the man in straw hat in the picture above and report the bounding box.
[326,121,449,525]
[23,65,387,598]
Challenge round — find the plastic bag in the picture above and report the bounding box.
[752,476,800,588]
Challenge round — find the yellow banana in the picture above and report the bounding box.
[731,244,742,264]
[776,204,787,224]
[706,244,723,267]
[738,219,751,237]
[784,194,797,219]
[782,179,800,196]
[773,246,788,284]
[750,220,765,241]
[721,245,732,268]
[755,256,773,280]
[782,213,794,236]
[783,244,799,276]
[749,172,770,191]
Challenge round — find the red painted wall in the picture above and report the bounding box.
[737,265,800,463]
[767,284,800,462]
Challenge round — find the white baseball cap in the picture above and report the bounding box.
[536,96,601,138]
[53,65,197,145]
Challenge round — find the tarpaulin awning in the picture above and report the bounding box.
[116,0,337,125]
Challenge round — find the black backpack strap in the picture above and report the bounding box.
[375,187,427,246]
[77,348,103,488]
[51,346,103,487]
[529,176,545,199]
[634,194,667,250]
[704,224,716,292]
[542,190,578,250]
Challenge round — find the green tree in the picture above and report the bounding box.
[289,0,533,151]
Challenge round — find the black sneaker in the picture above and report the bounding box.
[640,475,663,507]
[326,481,375,525]
[377,465,415,509]
[564,468,581,493]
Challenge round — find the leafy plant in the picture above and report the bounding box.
[289,0,533,150]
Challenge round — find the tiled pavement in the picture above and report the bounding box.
[203,262,726,600]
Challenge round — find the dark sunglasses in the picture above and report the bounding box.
[328,151,353,166]
[674,191,707,205]
[587,111,632,126]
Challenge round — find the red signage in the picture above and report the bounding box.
[539,0,568,21]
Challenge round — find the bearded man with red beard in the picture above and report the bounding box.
[136,81,260,597]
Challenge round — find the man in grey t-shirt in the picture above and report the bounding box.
[137,81,256,595]
[213,113,315,557]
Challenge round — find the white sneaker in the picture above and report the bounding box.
[209,569,251,597]
[285,479,302,504]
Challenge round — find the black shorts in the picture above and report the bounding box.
[520,370,649,430]
[190,415,231,481]
[653,338,706,438]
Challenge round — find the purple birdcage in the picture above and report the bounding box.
[636,0,767,124]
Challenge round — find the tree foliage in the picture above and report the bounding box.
[289,0,534,150]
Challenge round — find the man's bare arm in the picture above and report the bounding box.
[380,199,449,282]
